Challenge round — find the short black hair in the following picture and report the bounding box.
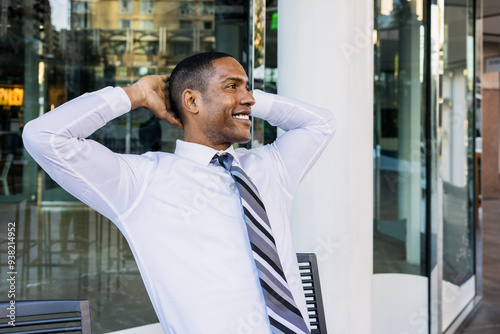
[169,52,234,119]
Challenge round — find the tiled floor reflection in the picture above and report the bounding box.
[374,170,475,280]
[456,197,500,334]
[374,167,422,275]
[373,232,421,275]
[0,201,157,333]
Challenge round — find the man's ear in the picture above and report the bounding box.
[181,89,199,116]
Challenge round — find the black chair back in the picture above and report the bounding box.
[0,299,92,333]
[297,253,328,334]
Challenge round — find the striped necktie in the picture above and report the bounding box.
[212,153,310,334]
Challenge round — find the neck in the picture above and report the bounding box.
[183,131,232,151]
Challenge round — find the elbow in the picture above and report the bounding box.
[22,118,50,157]
[22,119,37,152]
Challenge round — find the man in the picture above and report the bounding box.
[23,52,336,333]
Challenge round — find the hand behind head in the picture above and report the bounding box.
[123,74,183,130]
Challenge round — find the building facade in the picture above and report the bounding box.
[0,0,489,333]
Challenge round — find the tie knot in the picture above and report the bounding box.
[211,153,233,171]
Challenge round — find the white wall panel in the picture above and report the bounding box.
[278,1,374,333]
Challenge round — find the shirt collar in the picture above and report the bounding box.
[174,140,240,166]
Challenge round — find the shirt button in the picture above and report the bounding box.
[230,183,237,191]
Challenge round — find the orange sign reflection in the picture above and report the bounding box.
[0,88,24,106]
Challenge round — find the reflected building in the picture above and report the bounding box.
[68,0,216,83]
[0,1,252,332]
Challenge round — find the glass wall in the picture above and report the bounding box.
[374,0,480,331]
[373,0,428,276]
[441,0,475,287]
[249,0,278,147]
[0,0,267,332]
[440,0,476,329]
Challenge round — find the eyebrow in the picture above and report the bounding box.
[220,77,249,86]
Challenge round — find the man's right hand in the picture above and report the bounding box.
[123,74,183,129]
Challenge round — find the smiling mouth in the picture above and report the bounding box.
[232,114,250,120]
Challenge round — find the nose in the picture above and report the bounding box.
[241,89,256,106]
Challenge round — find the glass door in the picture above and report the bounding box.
[372,0,430,332]
[440,0,476,330]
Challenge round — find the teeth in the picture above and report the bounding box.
[233,114,249,120]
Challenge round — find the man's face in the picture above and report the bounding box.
[196,57,255,149]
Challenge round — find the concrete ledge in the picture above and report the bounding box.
[106,323,163,334]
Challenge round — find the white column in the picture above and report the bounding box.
[278,1,373,333]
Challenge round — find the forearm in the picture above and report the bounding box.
[251,89,336,139]
[22,87,141,220]
[250,90,337,194]
[23,87,131,148]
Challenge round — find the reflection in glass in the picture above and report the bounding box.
[373,0,427,275]
[0,0,251,332]
[251,0,278,147]
[262,0,278,144]
[441,0,475,288]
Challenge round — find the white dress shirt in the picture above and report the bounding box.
[23,87,336,334]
